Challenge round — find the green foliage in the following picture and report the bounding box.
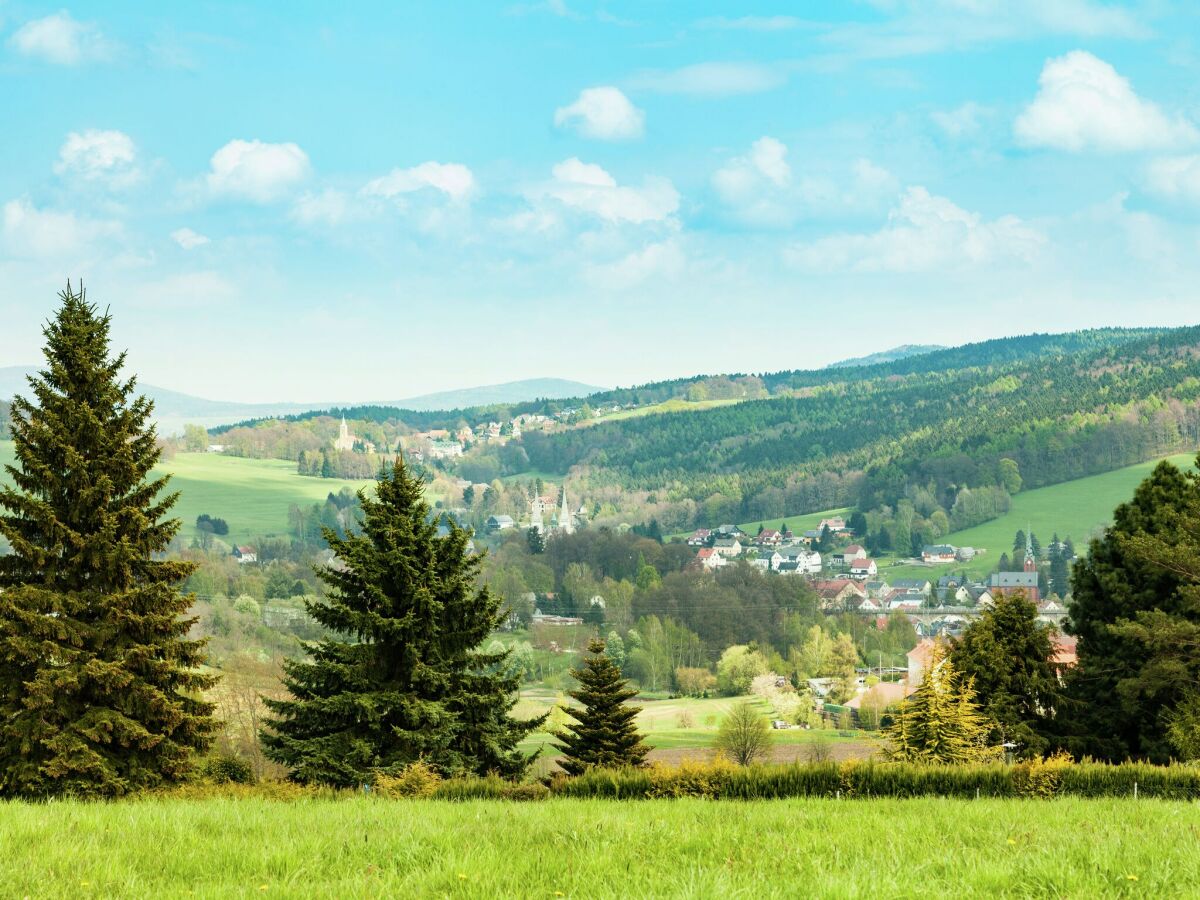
[716,646,770,695]
[715,701,772,766]
[374,761,442,798]
[0,286,215,798]
[555,639,649,776]
[198,753,256,785]
[262,458,545,785]
[885,642,996,764]
[951,593,1063,757]
[1065,457,1200,762]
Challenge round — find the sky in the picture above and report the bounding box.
[3,1,1200,402]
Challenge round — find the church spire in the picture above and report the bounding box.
[1024,524,1036,573]
[559,485,574,535]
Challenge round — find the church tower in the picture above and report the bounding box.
[1023,526,1036,573]
[559,486,574,535]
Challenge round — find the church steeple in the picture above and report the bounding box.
[1023,525,1036,573]
[559,485,574,535]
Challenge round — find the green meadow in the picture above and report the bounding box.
[0,442,375,545]
[0,796,1191,898]
[882,451,1199,581]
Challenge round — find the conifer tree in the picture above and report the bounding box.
[0,285,214,798]
[885,641,994,764]
[262,457,543,786]
[555,638,649,775]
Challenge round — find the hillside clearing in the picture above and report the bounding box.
[0,796,1191,897]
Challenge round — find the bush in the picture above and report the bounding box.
[199,753,256,785]
[374,761,442,799]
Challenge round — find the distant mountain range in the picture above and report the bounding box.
[0,367,603,433]
[826,345,948,369]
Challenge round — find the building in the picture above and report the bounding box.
[848,558,878,580]
[891,578,932,596]
[779,545,822,574]
[921,544,957,564]
[333,415,356,452]
[486,514,516,531]
[686,529,712,547]
[713,537,743,558]
[756,529,783,547]
[988,571,1041,603]
[833,544,868,565]
[232,545,257,564]
[557,487,575,535]
[694,547,725,570]
[813,579,867,610]
[428,440,464,460]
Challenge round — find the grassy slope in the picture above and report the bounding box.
[588,396,744,424]
[669,506,852,541]
[0,796,1189,897]
[881,451,1199,581]
[0,442,375,544]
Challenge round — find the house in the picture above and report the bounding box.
[864,579,892,599]
[922,544,957,564]
[428,440,464,460]
[714,524,746,538]
[846,681,908,712]
[756,529,783,547]
[779,545,822,574]
[486,514,516,531]
[888,596,924,612]
[1052,634,1078,669]
[955,547,977,561]
[531,610,584,626]
[988,571,1041,603]
[848,558,878,580]
[819,517,849,533]
[891,578,932,596]
[713,537,743,558]
[757,550,784,571]
[694,547,725,570]
[907,639,938,687]
[813,579,867,610]
[857,596,882,612]
[686,529,712,547]
[833,544,868,565]
[232,546,257,564]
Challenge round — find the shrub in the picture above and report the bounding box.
[374,761,442,799]
[1013,751,1074,798]
[199,753,256,785]
[648,757,739,798]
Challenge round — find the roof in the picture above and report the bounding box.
[843,544,864,554]
[892,579,931,591]
[1052,634,1078,668]
[990,572,1039,588]
[850,558,876,570]
[696,548,718,559]
[908,639,938,668]
[847,682,908,710]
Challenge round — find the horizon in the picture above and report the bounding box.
[4,3,1200,402]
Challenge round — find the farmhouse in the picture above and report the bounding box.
[778,545,822,574]
[713,537,743,558]
[756,529,783,547]
[848,558,878,580]
[232,545,257,564]
[921,544,957,563]
[486,514,516,531]
[833,544,867,565]
[813,579,867,610]
[694,547,725,570]
[686,529,712,547]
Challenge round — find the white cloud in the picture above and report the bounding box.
[207,139,311,202]
[291,189,356,226]
[363,162,475,202]
[1144,156,1200,204]
[1015,51,1197,152]
[713,138,895,227]
[629,62,786,97]
[696,16,801,31]
[54,129,139,187]
[540,158,679,225]
[1,197,121,258]
[786,186,1044,273]
[10,11,115,65]
[585,239,685,290]
[555,87,645,141]
[931,102,987,139]
[170,227,210,249]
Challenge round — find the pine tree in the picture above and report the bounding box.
[885,641,995,764]
[555,638,649,775]
[262,458,543,785]
[0,285,214,798]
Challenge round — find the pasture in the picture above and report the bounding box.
[0,795,1192,897]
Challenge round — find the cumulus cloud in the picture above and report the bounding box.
[9,11,116,64]
[931,102,987,139]
[713,138,895,227]
[1015,51,1197,152]
[170,227,210,249]
[585,239,685,290]
[2,197,121,258]
[54,129,139,187]
[629,62,786,97]
[1144,156,1200,204]
[538,158,679,225]
[786,186,1044,273]
[207,139,311,202]
[555,87,645,141]
[363,162,475,202]
[290,189,356,226]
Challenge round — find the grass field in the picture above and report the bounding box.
[0,795,1192,897]
[669,506,852,542]
[0,442,375,544]
[881,451,1199,581]
[589,396,744,424]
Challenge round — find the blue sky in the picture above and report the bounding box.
[3,1,1200,402]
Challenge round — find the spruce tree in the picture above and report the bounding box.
[885,641,994,764]
[0,285,214,798]
[262,457,543,785]
[555,638,649,775]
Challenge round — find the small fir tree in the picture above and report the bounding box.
[555,638,649,775]
[0,285,214,798]
[262,458,544,785]
[885,641,995,764]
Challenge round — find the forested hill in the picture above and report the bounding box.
[517,325,1200,532]
[0,400,9,439]
[215,327,1164,435]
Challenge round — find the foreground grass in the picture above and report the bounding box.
[0,796,1191,898]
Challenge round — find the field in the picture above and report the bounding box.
[880,451,1198,581]
[589,396,745,424]
[0,795,1192,897]
[669,506,852,542]
[0,442,375,545]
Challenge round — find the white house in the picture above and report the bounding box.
[713,537,743,558]
[849,558,878,580]
[695,547,725,570]
[232,546,257,564]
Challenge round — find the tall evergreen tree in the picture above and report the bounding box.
[1064,459,1200,762]
[555,638,649,775]
[885,641,994,764]
[951,593,1063,757]
[0,286,214,798]
[262,458,543,785]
